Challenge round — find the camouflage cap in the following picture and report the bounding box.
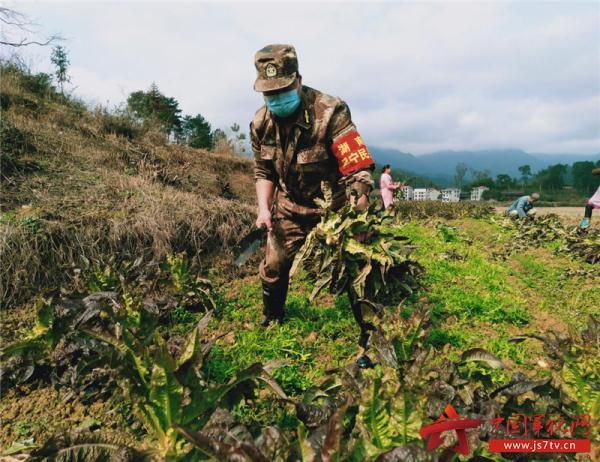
[254,44,298,92]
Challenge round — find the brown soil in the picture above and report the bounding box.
[0,386,137,451]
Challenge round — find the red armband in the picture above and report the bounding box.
[331,130,374,175]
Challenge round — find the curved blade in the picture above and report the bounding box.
[234,226,267,266]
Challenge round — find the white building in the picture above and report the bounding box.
[413,188,427,201]
[429,188,441,200]
[470,186,489,201]
[414,188,440,201]
[441,188,461,202]
[400,185,414,201]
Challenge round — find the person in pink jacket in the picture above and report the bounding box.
[580,167,600,229]
[380,164,402,209]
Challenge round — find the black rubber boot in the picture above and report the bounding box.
[358,322,376,349]
[260,277,289,327]
[356,355,375,369]
[348,290,376,368]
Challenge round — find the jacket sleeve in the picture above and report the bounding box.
[250,119,276,183]
[327,101,375,198]
[386,175,400,190]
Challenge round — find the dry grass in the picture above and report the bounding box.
[533,206,588,226]
[1,68,257,307]
[494,206,591,227]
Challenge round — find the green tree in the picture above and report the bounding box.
[495,174,515,191]
[469,169,494,188]
[454,162,468,189]
[127,83,182,136]
[534,163,568,192]
[571,161,598,196]
[518,164,532,189]
[50,45,70,95]
[212,128,227,144]
[230,123,247,155]
[181,114,213,149]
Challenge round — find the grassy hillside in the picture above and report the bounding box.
[1,63,256,308]
[1,65,598,460]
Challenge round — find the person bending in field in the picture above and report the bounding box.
[506,193,540,219]
[580,168,600,229]
[250,44,376,367]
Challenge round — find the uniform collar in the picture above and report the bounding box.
[294,86,311,130]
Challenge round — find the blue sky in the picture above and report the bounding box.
[3,1,599,154]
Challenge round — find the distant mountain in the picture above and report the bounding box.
[531,153,600,165]
[368,147,421,173]
[419,149,541,177]
[369,147,600,187]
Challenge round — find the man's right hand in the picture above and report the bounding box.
[256,209,273,232]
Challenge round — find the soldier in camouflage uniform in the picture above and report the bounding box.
[251,44,376,362]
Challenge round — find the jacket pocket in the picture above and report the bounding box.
[297,144,330,173]
[297,144,329,163]
[260,145,276,160]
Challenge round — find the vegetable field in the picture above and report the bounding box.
[2,201,598,460]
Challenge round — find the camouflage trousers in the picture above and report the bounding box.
[259,193,324,287]
[259,191,376,350]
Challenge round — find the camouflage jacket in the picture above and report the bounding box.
[251,85,374,209]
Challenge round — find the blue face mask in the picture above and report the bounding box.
[264,88,301,118]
